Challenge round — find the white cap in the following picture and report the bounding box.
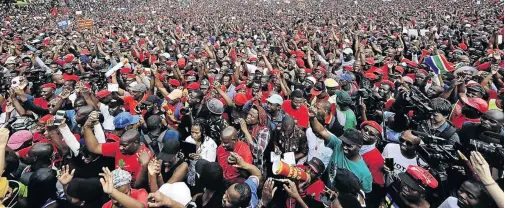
[159,182,192,206]
[5,56,16,64]
[266,94,283,105]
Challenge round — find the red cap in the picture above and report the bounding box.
[120,67,131,74]
[305,68,312,74]
[40,83,57,89]
[296,58,305,68]
[234,93,248,106]
[316,66,326,74]
[360,121,382,134]
[40,114,54,122]
[187,82,200,90]
[125,74,136,79]
[295,50,305,58]
[62,74,79,82]
[185,71,196,76]
[462,97,488,113]
[169,79,181,87]
[95,90,111,99]
[234,84,246,91]
[405,165,439,189]
[270,69,280,76]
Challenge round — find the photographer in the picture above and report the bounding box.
[458,109,503,147]
[416,98,460,145]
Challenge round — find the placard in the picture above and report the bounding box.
[57,20,69,30]
[75,11,82,15]
[77,19,93,29]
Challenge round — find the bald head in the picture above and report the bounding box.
[121,129,141,143]
[221,126,237,139]
[221,126,238,151]
[29,143,53,159]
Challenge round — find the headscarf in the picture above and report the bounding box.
[249,104,268,139]
[111,168,132,188]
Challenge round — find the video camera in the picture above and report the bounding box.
[396,85,434,121]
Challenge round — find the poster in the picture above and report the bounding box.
[57,20,69,30]
[77,19,93,29]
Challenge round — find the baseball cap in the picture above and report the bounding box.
[306,76,317,84]
[399,165,438,192]
[162,130,180,141]
[130,83,147,92]
[304,157,325,176]
[168,79,181,87]
[168,89,183,100]
[266,94,283,105]
[339,129,363,146]
[8,130,33,150]
[113,112,140,129]
[310,81,326,96]
[343,48,353,55]
[158,139,181,161]
[462,97,488,113]
[159,182,192,206]
[360,121,383,135]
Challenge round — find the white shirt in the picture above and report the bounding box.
[438,197,459,208]
[303,128,333,168]
[99,103,116,131]
[185,136,217,162]
[382,143,426,177]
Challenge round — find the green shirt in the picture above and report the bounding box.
[342,109,357,130]
[324,133,373,193]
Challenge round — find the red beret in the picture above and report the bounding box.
[185,71,196,76]
[394,66,405,74]
[364,73,378,80]
[95,90,111,99]
[169,79,181,87]
[304,68,312,74]
[120,67,131,74]
[187,82,200,90]
[462,97,488,113]
[365,57,375,65]
[316,66,326,74]
[234,93,248,106]
[62,74,79,82]
[40,114,54,122]
[385,99,395,111]
[458,43,468,51]
[381,80,395,89]
[344,65,353,71]
[40,83,57,89]
[125,74,136,79]
[295,50,305,58]
[80,50,91,55]
[248,57,259,62]
[360,121,383,134]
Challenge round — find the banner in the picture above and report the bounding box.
[57,20,69,30]
[75,11,82,15]
[77,19,93,29]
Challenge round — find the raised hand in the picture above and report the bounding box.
[58,165,75,186]
[99,167,114,195]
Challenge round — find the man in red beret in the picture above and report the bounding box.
[359,121,385,189]
[32,83,58,109]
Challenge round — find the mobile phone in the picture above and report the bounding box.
[54,110,66,126]
[385,158,395,170]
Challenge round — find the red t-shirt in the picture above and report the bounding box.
[33,97,49,109]
[101,142,152,184]
[217,141,253,181]
[362,148,385,186]
[282,100,309,128]
[102,188,148,208]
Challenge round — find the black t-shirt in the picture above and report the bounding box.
[194,188,225,208]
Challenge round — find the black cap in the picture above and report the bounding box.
[157,140,180,161]
[142,95,158,105]
[339,129,364,146]
[329,168,361,194]
[399,172,425,192]
[305,157,325,176]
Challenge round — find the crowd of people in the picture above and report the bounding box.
[0,0,504,207]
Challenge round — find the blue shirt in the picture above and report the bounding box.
[245,176,259,208]
[325,133,373,193]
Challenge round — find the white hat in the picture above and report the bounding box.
[343,48,353,55]
[159,182,191,206]
[306,76,317,84]
[266,94,283,105]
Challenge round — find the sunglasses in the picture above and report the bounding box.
[399,137,414,147]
